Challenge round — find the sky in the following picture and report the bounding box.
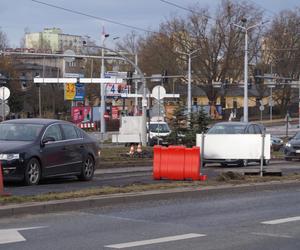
[0,0,299,48]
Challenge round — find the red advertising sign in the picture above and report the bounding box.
[71,106,92,124]
[112,106,119,120]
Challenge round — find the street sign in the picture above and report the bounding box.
[64,49,75,63]
[152,86,166,100]
[259,105,265,111]
[0,87,10,100]
[0,103,10,116]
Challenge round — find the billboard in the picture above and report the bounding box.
[64,82,85,101]
[105,83,130,97]
[71,106,92,124]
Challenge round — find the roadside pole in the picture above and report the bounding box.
[260,133,265,177]
[200,133,205,173]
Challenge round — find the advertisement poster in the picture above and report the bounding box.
[112,106,119,120]
[71,106,91,124]
[64,82,85,101]
[74,82,85,101]
[105,83,129,97]
[64,83,76,100]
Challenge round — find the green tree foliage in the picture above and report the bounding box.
[167,103,211,147]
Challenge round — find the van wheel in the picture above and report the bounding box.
[263,159,270,166]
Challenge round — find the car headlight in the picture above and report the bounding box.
[285,143,291,147]
[0,154,20,161]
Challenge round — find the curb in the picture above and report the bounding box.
[1,180,299,218]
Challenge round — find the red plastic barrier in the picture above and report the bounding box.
[0,161,3,195]
[0,161,10,196]
[153,145,207,181]
[153,146,162,180]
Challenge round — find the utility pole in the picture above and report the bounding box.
[100,28,109,138]
[177,49,200,124]
[232,19,267,123]
[134,53,138,115]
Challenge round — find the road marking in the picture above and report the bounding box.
[0,226,47,245]
[105,233,205,249]
[251,232,292,238]
[262,216,300,225]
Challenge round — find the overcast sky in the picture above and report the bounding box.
[1,0,299,48]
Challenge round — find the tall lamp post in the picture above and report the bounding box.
[178,48,200,123]
[232,19,265,122]
[100,30,110,137]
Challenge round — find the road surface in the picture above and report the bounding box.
[1,182,300,249]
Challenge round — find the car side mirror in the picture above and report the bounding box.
[41,136,55,146]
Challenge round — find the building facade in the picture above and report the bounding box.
[25,28,83,53]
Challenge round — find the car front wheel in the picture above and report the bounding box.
[238,159,248,167]
[24,158,41,185]
[78,155,95,181]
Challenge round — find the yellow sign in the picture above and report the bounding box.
[64,83,76,100]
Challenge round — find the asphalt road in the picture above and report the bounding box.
[4,159,300,196]
[1,182,300,249]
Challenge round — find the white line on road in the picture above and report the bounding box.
[251,232,292,238]
[262,216,300,225]
[105,233,206,249]
[0,226,47,245]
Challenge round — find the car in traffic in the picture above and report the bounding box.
[205,121,269,167]
[271,135,284,151]
[283,132,300,161]
[0,119,100,185]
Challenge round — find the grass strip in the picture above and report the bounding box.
[1,173,300,205]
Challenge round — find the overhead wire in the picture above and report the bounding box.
[31,0,157,34]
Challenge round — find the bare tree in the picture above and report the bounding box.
[0,28,9,50]
[263,8,300,114]
[135,0,264,105]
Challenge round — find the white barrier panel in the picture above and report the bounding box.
[196,134,271,160]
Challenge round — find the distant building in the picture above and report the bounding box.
[25,28,83,53]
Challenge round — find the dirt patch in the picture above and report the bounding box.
[216,171,245,182]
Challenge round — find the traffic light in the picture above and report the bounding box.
[127,71,133,85]
[248,78,252,89]
[254,68,263,84]
[162,70,168,84]
[20,73,27,90]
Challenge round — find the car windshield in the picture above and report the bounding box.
[207,124,247,134]
[0,123,44,141]
[294,132,300,140]
[149,123,170,133]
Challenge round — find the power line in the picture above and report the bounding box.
[31,0,156,34]
[246,0,277,19]
[159,0,216,21]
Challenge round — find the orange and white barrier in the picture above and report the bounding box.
[153,145,207,181]
[129,145,135,157]
[78,122,96,129]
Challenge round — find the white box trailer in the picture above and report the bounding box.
[112,116,171,145]
[112,116,143,144]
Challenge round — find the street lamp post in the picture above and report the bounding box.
[178,49,200,123]
[100,32,110,137]
[232,20,265,122]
